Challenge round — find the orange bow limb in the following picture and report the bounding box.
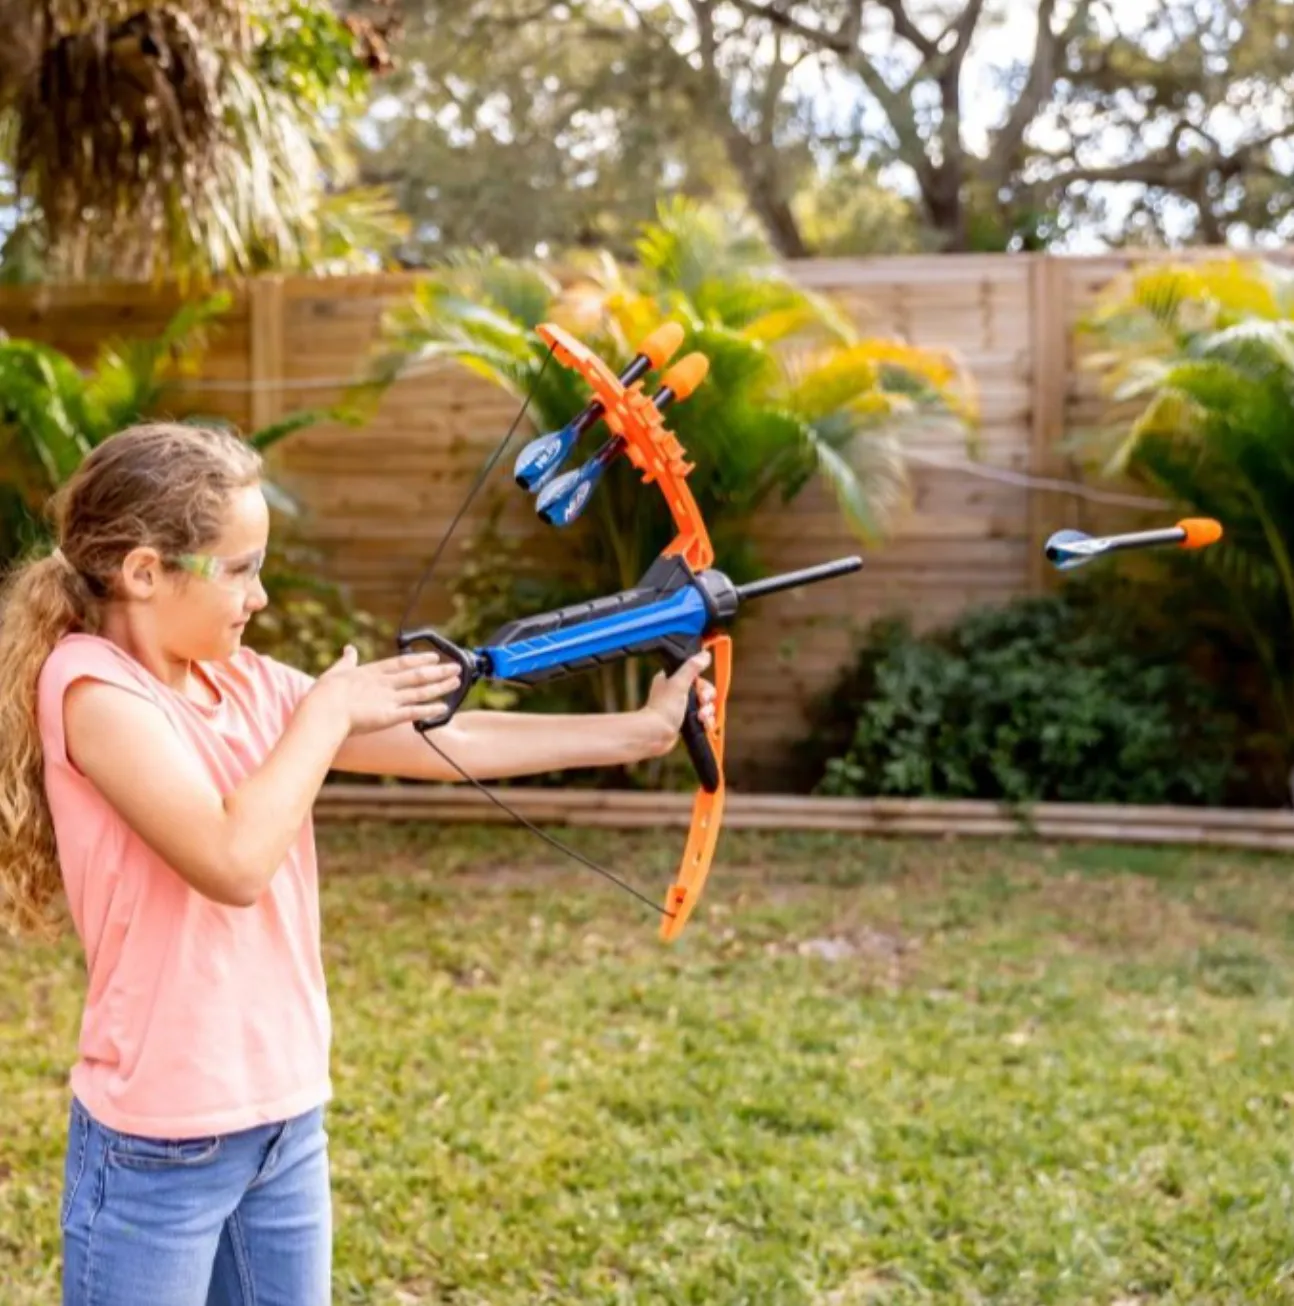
[536,322,714,572]
[659,631,732,940]
[536,320,728,940]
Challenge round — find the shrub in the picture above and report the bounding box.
[804,587,1238,807]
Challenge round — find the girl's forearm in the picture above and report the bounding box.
[331,706,675,781]
[222,690,353,898]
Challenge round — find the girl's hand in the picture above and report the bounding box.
[643,650,717,752]
[311,646,463,735]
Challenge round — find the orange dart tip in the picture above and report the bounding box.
[1178,517,1223,549]
[638,321,685,369]
[660,352,709,401]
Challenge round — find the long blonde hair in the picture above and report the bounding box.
[0,422,262,939]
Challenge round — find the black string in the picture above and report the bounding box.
[398,345,557,638]
[396,340,674,922]
[409,733,674,918]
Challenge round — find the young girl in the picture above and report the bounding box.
[0,421,714,1306]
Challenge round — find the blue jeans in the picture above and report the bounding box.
[60,1096,331,1305]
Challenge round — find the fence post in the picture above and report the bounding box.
[1027,254,1071,592]
[248,276,285,433]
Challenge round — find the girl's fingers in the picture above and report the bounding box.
[377,652,445,680]
[389,663,462,690]
[397,680,461,707]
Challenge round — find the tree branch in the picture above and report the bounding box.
[985,0,1095,188]
[877,0,935,57]
[723,0,854,56]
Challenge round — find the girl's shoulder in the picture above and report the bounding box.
[39,632,159,700]
[37,634,163,770]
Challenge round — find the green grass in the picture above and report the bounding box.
[6,824,1294,1303]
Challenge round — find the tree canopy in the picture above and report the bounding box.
[2,0,1289,278]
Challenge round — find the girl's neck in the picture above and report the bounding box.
[94,609,207,702]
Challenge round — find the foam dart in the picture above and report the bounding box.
[536,353,709,528]
[513,322,686,492]
[1044,517,1223,571]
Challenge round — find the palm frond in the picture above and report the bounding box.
[1194,319,1294,380]
[363,198,976,670]
[247,408,344,452]
[0,341,93,486]
[805,421,911,542]
[6,1,385,282]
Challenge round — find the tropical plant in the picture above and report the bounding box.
[0,292,334,557]
[359,198,976,716]
[0,293,392,671]
[1074,256,1294,787]
[0,0,408,283]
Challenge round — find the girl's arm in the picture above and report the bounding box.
[330,654,715,782]
[63,649,458,907]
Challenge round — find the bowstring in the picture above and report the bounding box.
[396,341,675,922]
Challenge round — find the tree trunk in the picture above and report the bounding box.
[921,163,968,252]
[720,124,809,257]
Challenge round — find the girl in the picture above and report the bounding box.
[0,421,714,1306]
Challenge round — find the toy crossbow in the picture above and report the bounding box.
[394,320,862,940]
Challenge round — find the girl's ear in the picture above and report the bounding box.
[118,546,165,600]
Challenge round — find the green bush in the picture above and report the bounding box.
[805,588,1239,807]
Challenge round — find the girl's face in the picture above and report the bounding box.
[120,484,271,663]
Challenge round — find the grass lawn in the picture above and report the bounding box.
[5,822,1294,1303]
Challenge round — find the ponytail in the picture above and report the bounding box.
[0,549,98,938]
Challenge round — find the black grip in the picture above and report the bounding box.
[679,682,721,793]
[396,627,479,732]
[662,641,720,794]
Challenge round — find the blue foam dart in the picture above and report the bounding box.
[1044,519,1223,571]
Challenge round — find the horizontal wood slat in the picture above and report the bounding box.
[313,784,1294,851]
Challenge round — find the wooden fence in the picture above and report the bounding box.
[0,252,1221,785]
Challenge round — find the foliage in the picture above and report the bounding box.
[804,585,1237,807]
[0,294,232,562]
[0,296,391,674]
[346,0,743,265]
[362,198,974,716]
[351,0,1294,258]
[1075,256,1294,779]
[0,294,343,563]
[9,825,1294,1301]
[0,0,408,282]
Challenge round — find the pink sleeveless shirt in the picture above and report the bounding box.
[37,633,330,1139]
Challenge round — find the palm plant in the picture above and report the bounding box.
[0,0,407,283]
[0,293,397,668]
[363,198,975,718]
[0,292,331,556]
[1075,255,1294,784]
